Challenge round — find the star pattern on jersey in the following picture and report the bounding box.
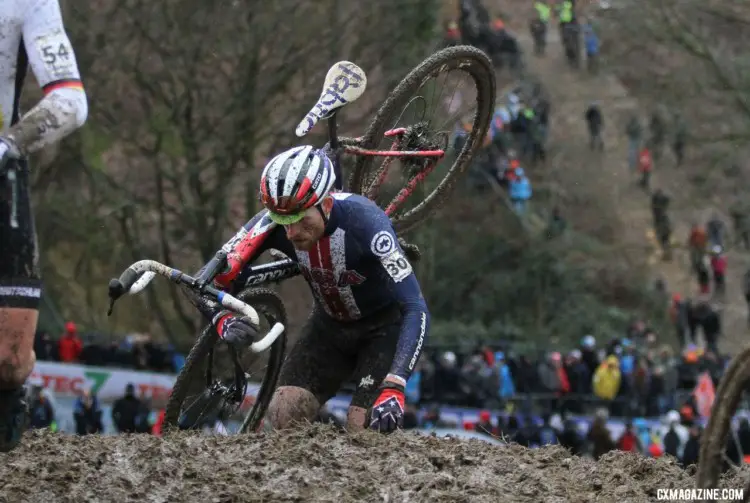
[377,235,391,252]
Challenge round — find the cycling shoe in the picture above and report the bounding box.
[0,386,28,452]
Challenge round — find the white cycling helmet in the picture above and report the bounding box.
[259,145,336,225]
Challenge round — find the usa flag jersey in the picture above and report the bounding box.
[216,193,429,384]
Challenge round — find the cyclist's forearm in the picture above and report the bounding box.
[213,211,276,289]
[193,212,279,327]
[6,87,87,155]
[387,298,430,386]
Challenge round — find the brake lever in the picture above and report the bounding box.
[107,298,116,317]
[107,278,125,316]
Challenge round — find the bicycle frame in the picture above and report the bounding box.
[242,258,300,287]
[109,60,448,335]
[325,112,446,217]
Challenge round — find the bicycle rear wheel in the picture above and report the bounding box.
[696,345,750,497]
[163,288,287,434]
[349,45,495,235]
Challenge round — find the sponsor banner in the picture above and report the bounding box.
[29,361,179,403]
[29,361,335,410]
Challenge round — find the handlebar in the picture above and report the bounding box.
[108,259,285,354]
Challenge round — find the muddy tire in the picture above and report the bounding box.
[164,288,287,433]
[349,45,495,235]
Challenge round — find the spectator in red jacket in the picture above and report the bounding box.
[617,421,642,453]
[58,322,83,363]
[710,245,727,297]
[152,409,166,437]
[638,147,653,190]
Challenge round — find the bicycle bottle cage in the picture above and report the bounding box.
[295,61,368,137]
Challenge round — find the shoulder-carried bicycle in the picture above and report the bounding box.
[107,45,495,434]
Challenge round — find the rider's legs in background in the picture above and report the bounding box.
[0,160,40,451]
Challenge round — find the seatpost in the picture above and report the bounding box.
[327,112,344,190]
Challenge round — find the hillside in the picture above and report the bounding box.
[505,2,749,352]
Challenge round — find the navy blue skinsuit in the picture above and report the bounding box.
[215,193,429,403]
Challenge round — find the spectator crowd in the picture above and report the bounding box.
[392,407,707,468]
[34,321,185,373]
[402,319,726,419]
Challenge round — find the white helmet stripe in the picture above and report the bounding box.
[266,146,304,200]
[313,156,331,199]
[283,146,314,197]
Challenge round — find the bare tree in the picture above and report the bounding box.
[31,0,441,344]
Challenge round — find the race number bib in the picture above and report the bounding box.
[34,30,78,81]
[380,249,412,283]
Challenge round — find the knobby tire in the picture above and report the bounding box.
[163,288,287,433]
[349,45,496,235]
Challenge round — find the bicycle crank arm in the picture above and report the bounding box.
[249,323,285,353]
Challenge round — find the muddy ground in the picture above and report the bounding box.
[0,425,745,502]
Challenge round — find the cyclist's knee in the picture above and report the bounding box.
[266,386,319,429]
[0,307,38,388]
[346,406,368,431]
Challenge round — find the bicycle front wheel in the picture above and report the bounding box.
[163,288,287,434]
[349,45,495,235]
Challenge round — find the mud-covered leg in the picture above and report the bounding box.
[265,386,320,429]
[263,310,355,431]
[0,162,40,451]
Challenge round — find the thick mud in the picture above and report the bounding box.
[0,425,744,502]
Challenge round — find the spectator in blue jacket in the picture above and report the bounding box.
[582,20,600,73]
[405,366,422,404]
[496,351,516,399]
[509,167,532,215]
[74,389,103,435]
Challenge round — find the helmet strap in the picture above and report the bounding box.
[317,205,329,227]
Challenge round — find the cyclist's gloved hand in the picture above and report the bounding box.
[213,311,259,348]
[368,382,405,433]
[0,137,20,176]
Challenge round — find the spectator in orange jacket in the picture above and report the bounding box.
[58,321,83,363]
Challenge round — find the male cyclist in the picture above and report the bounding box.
[0,0,88,451]
[207,145,429,432]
